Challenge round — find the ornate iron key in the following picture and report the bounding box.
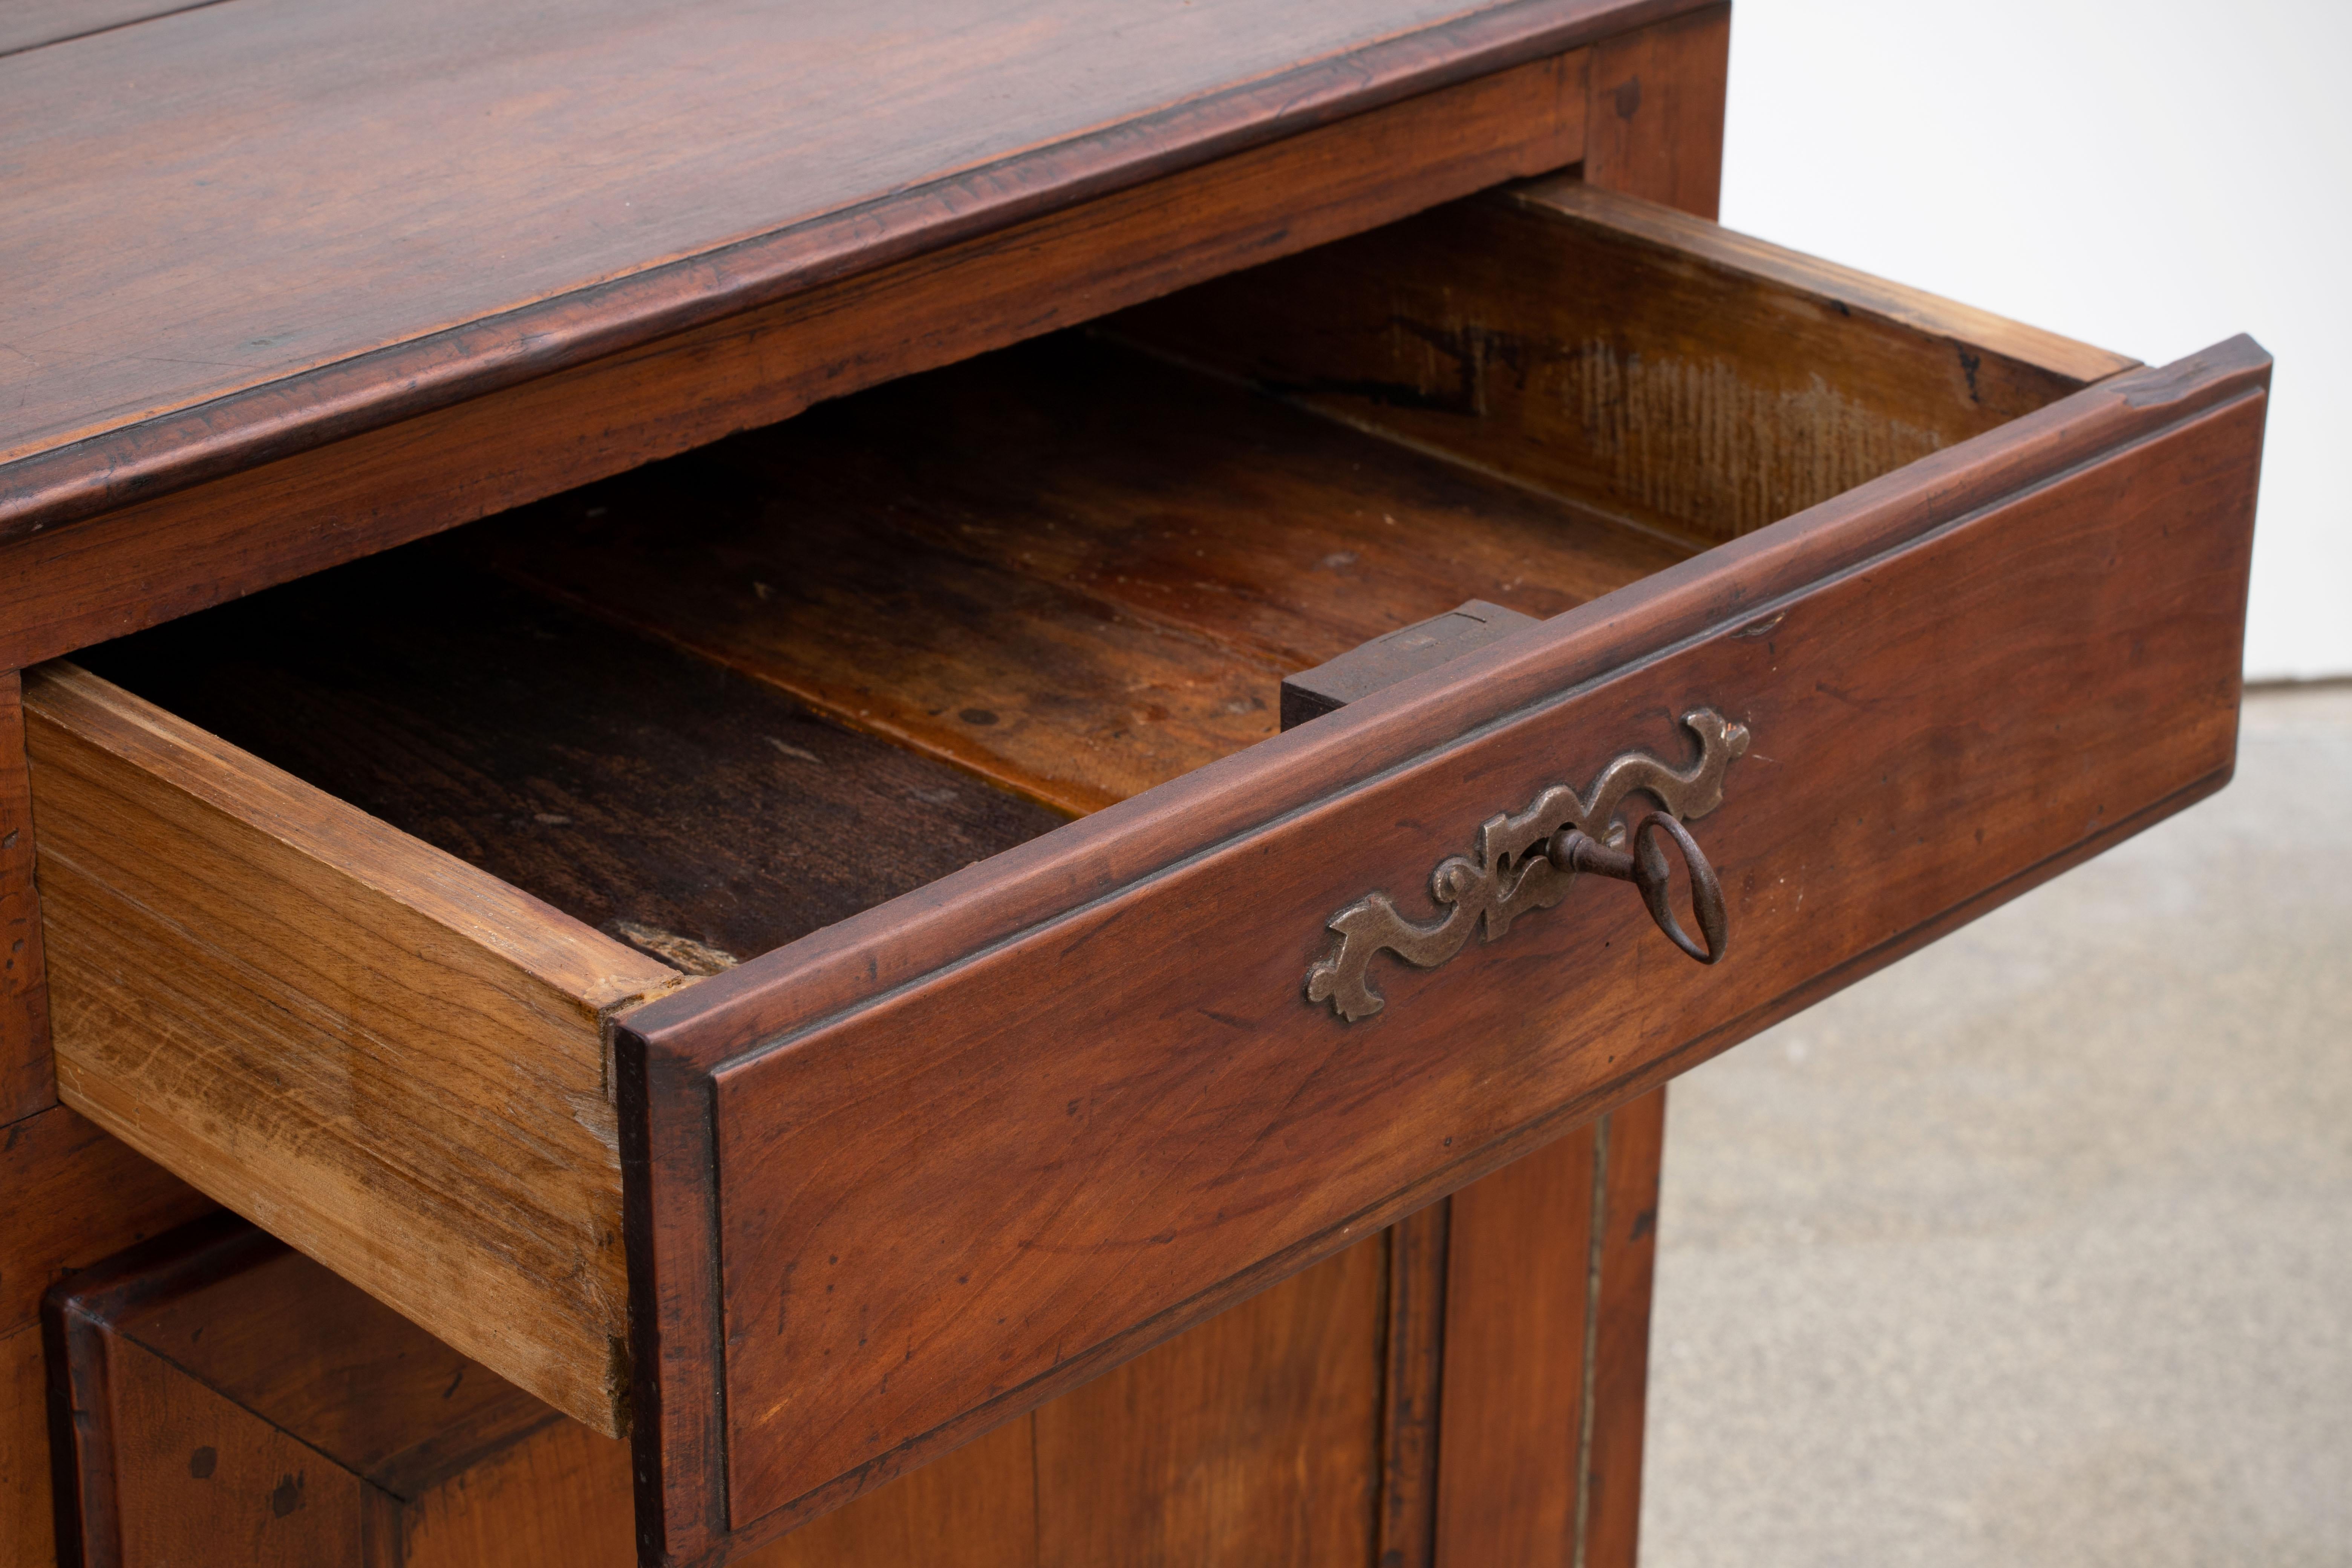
[1304,708,1747,1021]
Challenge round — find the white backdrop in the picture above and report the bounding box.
[1718,0,2349,680]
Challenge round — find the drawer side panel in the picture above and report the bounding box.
[23,665,680,1437]
[1110,179,2139,548]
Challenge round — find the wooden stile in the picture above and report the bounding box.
[1,671,53,1121]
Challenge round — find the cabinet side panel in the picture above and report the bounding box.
[1583,2,1729,219]
[0,1109,214,1567]
[399,1421,637,1568]
[1,1107,215,1339]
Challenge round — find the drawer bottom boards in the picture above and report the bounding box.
[23,178,2264,1563]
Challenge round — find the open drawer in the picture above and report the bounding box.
[23,178,2265,1565]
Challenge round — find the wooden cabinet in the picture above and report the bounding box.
[0,2,2265,1565]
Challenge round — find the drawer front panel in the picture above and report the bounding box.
[621,343,2266,1554]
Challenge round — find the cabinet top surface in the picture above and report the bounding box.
[0,0,1694,540]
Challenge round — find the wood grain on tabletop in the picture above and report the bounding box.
[0,0,1696,543]
[21,662,681,1437]
[623,341,2267,1543]
[1109,178,2140,551]
[0,0,1568,460]
[0,0,207,58]
[1,672,53,1121]
[0,47,1592,675]
[464,334,1683,816]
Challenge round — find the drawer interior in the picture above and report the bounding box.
[76,329,1686,951]
[29,175,2132,1438]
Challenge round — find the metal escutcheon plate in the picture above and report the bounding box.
[1303,709,1749,1021]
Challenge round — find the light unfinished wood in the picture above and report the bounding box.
[22,662,684,1438]
[1109,176,2141,547]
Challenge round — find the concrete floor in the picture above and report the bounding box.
[1641,685,2352,1567]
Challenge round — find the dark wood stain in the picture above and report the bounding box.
[1578,1085,1668,1568]
[43,1214,636,1566]
[77,550,1068,972]
[460,333,1683,816]
[1433,1126,1599,1566]
[3,1106,213,1341]
[0,52,1594,674]
[1030,1239,1386,1568]
[43,306,1683,1566]
[1377,1202,1452,1568]
[0,9,2263,1562]
[0,672,53,1121]
[622,340,2266,1551]
[0,0,1692,544]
